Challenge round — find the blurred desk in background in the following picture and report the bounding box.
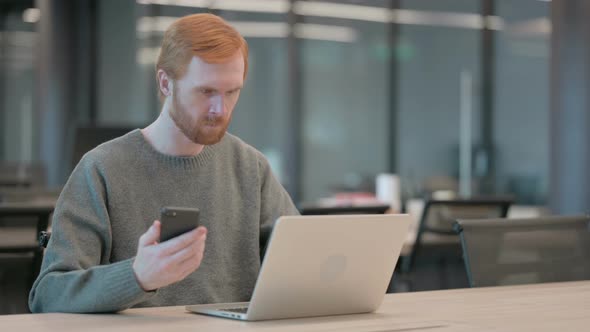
[0,188,60,205]
[0,163,46,188]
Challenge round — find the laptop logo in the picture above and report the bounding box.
[320,255,347,282]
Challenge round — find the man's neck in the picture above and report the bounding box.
[141,108,204,157]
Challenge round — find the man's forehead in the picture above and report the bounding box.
[186,56,244,78]
[179,57,244,90]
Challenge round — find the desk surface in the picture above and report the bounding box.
[2,281,589,331]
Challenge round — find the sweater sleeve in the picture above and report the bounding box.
[257,153,300,230]
[28,155,155,313]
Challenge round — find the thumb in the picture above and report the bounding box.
[138,220,161,248]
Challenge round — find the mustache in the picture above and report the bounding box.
[201,115,226,125]
[205,113,227,121]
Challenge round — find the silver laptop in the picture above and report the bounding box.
[186,214,411,321]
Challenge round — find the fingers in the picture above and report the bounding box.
[161,228,207,280]
[138,220,161,248]
[169,238,202,262]
[170,233,206,266]
[159,226,207,256]
[178,258,202,280]
[134,225,207,290]
[165,246,205,282]
[177,239,207,278]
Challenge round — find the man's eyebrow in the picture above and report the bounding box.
[193,86,216,91]
[192,85,243,92]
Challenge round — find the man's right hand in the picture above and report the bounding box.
[132,220,207,291]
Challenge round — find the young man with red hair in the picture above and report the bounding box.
[29,13,298,313]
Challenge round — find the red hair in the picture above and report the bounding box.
[156,13,249,100]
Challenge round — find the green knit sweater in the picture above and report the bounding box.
[29,130,298,313]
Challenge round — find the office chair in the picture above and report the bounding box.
[0,204,54,314]
[454,215,590,287]
[399,198,512,290]
[71,126,135,170]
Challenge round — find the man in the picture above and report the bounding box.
[29,13,298,313]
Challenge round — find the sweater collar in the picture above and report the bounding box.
[131,129,219,170]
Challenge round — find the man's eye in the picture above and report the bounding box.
[200,88,214,95]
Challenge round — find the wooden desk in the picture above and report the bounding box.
[2,281,589,331]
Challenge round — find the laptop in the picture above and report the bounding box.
[186,214,411,321]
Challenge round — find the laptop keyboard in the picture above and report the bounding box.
[223,307,249,314]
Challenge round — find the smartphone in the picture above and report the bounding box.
[159,207,200,242]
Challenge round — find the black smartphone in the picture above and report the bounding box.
[159,207,200,242]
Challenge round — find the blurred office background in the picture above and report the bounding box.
[1,0,590,313]
[3,0,580,208]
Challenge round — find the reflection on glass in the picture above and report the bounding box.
[397,0,481,199]
[301,1,390,203]
[494,0,549,204]
[1,6,37,163]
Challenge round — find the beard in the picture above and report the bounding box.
[169,90,231,146]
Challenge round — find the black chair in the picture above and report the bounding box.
[71,126,135,171]
[399,198,512,290]
[0,204,54,314]
[454,215,590,287]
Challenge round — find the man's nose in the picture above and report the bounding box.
[209,95,224,115]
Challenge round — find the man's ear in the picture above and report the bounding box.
[157,69,173,97]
